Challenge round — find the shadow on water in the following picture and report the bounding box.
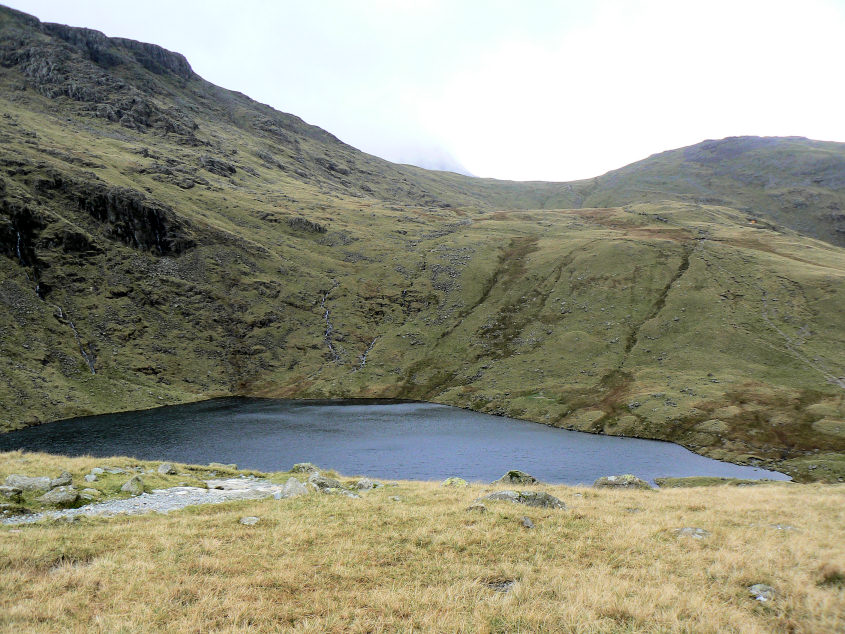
[0,398,790,485]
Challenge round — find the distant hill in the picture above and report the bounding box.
[0,5,842,482]
[580,136,845,247]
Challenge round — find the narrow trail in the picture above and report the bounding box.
[2,478,288,525]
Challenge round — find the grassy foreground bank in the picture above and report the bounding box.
[1,452,843,632]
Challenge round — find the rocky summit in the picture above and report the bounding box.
[0,6,843,481]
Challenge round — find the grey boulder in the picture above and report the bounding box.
[478,490,566,509]
[51,471,73,488]
[239,516,260,525]
[748,584,776,602]
[674,527,710,539]
[495,470,538,485]
[355,478,381,490]
[37,485,79,507]
[274,477,310,499]
[121,475,145,495]
[308,473,342,490]
[593,474,652,489]
[157,463,177,475]
[5,474,52,493]
[291,462,320,473]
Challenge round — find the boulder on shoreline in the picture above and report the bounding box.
[593,474,652,489]
[355,478,381,490]
[275,477,309,499]
[440,477,469,487]
[495,470,539,485]
[291,463,320,474]
[308,473,342,490]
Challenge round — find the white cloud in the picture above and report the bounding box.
[6,0,845,181]
[414,0,845,179]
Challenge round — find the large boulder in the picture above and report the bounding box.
[291,462,320,474]
[275,477,310,499]
[593,474,652,489]
[50,471,73,488]
[308,473,342,490]
[121,475,145,495]
[157,463,177,475]
[4,474,51,493]
[477,490,566,509]
[37,485,79,507]
[495,470,538,486]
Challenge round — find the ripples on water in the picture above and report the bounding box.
[0,398,790,484]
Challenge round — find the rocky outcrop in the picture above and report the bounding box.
[110,37,194,80]
[477,490,566,509]
[0,7,198,138]
[74,184,194,255]
[287,217,327,234]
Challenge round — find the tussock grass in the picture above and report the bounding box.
[1,452,843,632]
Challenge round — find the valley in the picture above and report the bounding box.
[0,5,843,482]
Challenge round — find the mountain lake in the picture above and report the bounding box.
[0,398,790,484]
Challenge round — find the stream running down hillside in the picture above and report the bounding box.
[0,399,789,485]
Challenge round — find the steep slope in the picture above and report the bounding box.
[0,5,843,482]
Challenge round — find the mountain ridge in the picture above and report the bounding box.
[0,5,843,482]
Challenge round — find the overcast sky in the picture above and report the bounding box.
[8,0,845,181]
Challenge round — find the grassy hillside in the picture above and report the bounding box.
[580,136,845,247]
[0,5,843,481]
[1,451,843,632]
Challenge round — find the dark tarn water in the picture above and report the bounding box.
[0,398,789,485]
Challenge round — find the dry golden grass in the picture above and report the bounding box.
[1,452,843,632]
